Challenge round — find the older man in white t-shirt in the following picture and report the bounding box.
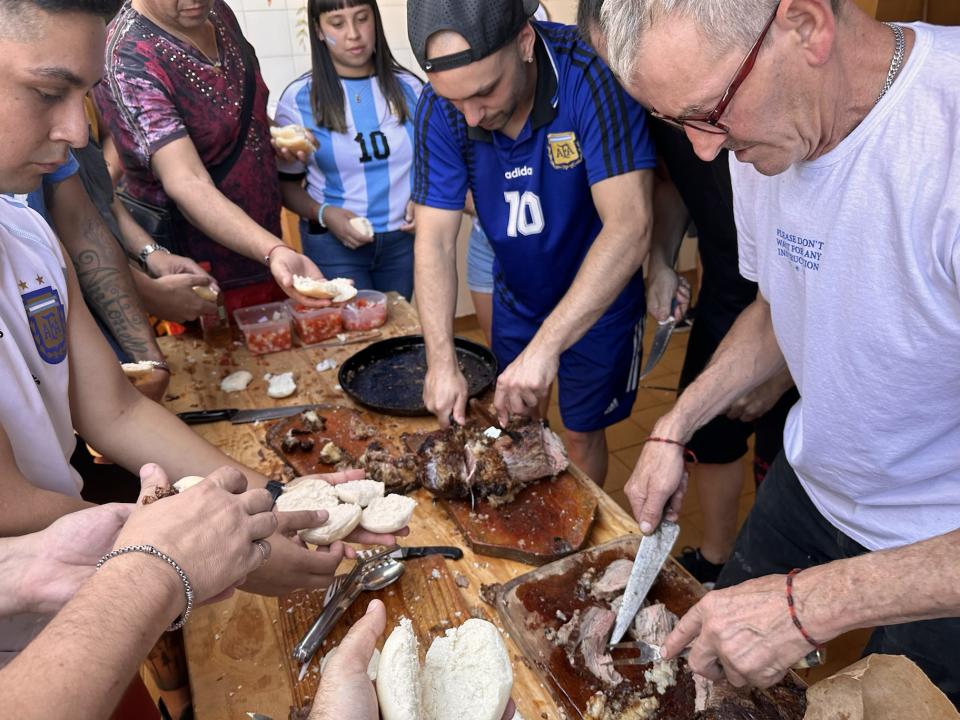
[596,0,960,702]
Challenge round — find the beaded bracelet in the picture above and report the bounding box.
[97,544,194,632]
[786,569,823,649]
[317,202,330,228]
[644,436,699,464]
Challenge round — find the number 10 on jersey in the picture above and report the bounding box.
[504,191,545,237]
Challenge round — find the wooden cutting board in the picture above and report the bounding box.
[439,466,598,566]
[265,405,419,490]
[491,536,807,720]
[277,554,473,713]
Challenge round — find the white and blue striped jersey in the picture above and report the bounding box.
[276,71,423,233]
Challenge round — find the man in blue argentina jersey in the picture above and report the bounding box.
[407,0,656,484]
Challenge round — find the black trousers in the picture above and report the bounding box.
[717,452,960,707]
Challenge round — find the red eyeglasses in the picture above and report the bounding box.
[651,1,781,135]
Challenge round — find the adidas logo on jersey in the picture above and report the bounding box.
[504,166,533,180]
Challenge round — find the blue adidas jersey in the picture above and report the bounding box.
[412,22,655,320]
[276,71,423,233]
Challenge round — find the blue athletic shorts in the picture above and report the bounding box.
[491,292,645,433]
[466,221,495,294]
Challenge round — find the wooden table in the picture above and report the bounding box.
[159,296,642,720]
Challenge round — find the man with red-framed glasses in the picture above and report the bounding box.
[596,0,960,704]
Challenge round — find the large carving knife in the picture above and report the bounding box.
[609,521,681,646]
[638,315,677,381]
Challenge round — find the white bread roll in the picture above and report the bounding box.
[421,619,512,720]
[270,124,317,154]
[121,361,155,378]
[292,275,358,303]
[335,479,385,507]
[376,618,423,720]
[275,478,340,513]
[192,285,218,302]
[265,371,296,399]
[360,494,417,534]
[349,216,375,238]
[219,370,253,393]
[321,645,380,681]
[173,475,205,492]
[300,503,362,545]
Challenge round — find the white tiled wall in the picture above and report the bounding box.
[224,0,579,113]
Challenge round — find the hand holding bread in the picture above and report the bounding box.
[116,464,278,604]
[271,124,319,159]
[321,205,377,249]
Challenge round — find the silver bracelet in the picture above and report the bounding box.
[97,544,194,632]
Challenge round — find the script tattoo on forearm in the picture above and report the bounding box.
[70,217,159,359]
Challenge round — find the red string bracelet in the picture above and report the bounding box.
[264,243,290,266]
[786,569,823,649]
[645,436,698,464]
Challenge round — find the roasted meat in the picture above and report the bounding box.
[631,603,679,647]
[354,441,419,493]
[590,558,633,600]
[414,418,568,501]
[577,606,622,687]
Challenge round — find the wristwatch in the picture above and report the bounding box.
[138,242,170,272]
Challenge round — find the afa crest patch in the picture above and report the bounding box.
[547,131,582,170]
[22,286,66,365]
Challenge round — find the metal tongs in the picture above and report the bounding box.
[291,544,400,666]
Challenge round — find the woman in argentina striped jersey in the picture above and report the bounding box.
[276,0,422,298]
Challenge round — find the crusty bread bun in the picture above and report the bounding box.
[335,479,385,508]
[192,285,218,302]
[376,618,512,720]
[376,618,422,720]
[220,370,253,393]
[275,477,340,513]
[173,475,205,492]
[121,361,155,378]
[360,494,417,534]
[422,619,512,720]
[292,275,358,304]
[270,124,318,154]
[300,503,362,545]
[349,216,375,239]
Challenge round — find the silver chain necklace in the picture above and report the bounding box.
[876,22,905,104]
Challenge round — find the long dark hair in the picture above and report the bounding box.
[307,0,416,134]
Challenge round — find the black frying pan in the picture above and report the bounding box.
[338,335,497,416]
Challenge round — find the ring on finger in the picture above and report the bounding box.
[254,539,271,566]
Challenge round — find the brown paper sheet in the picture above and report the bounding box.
[804,654,958,720]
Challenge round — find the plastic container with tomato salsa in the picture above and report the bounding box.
[342,290,388,331]
[233,302,293,354]
[287,301,343,344]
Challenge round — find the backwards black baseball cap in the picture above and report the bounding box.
[408,0,540,73]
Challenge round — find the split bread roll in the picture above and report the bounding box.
[335,479,385,507]
[121,361,155,378]
[275,478,341,513]
[377,618,513,720]
[192,285,218,302]
[349,216,375,238]
[270,124,318,154]
[292,275,358,303]
[173,475,205,492]
[360,494,417,534]
[300,503,362,545]
[220,370,253,393]
[377,618,422,720]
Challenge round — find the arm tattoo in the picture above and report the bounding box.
[70,216,161,360]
